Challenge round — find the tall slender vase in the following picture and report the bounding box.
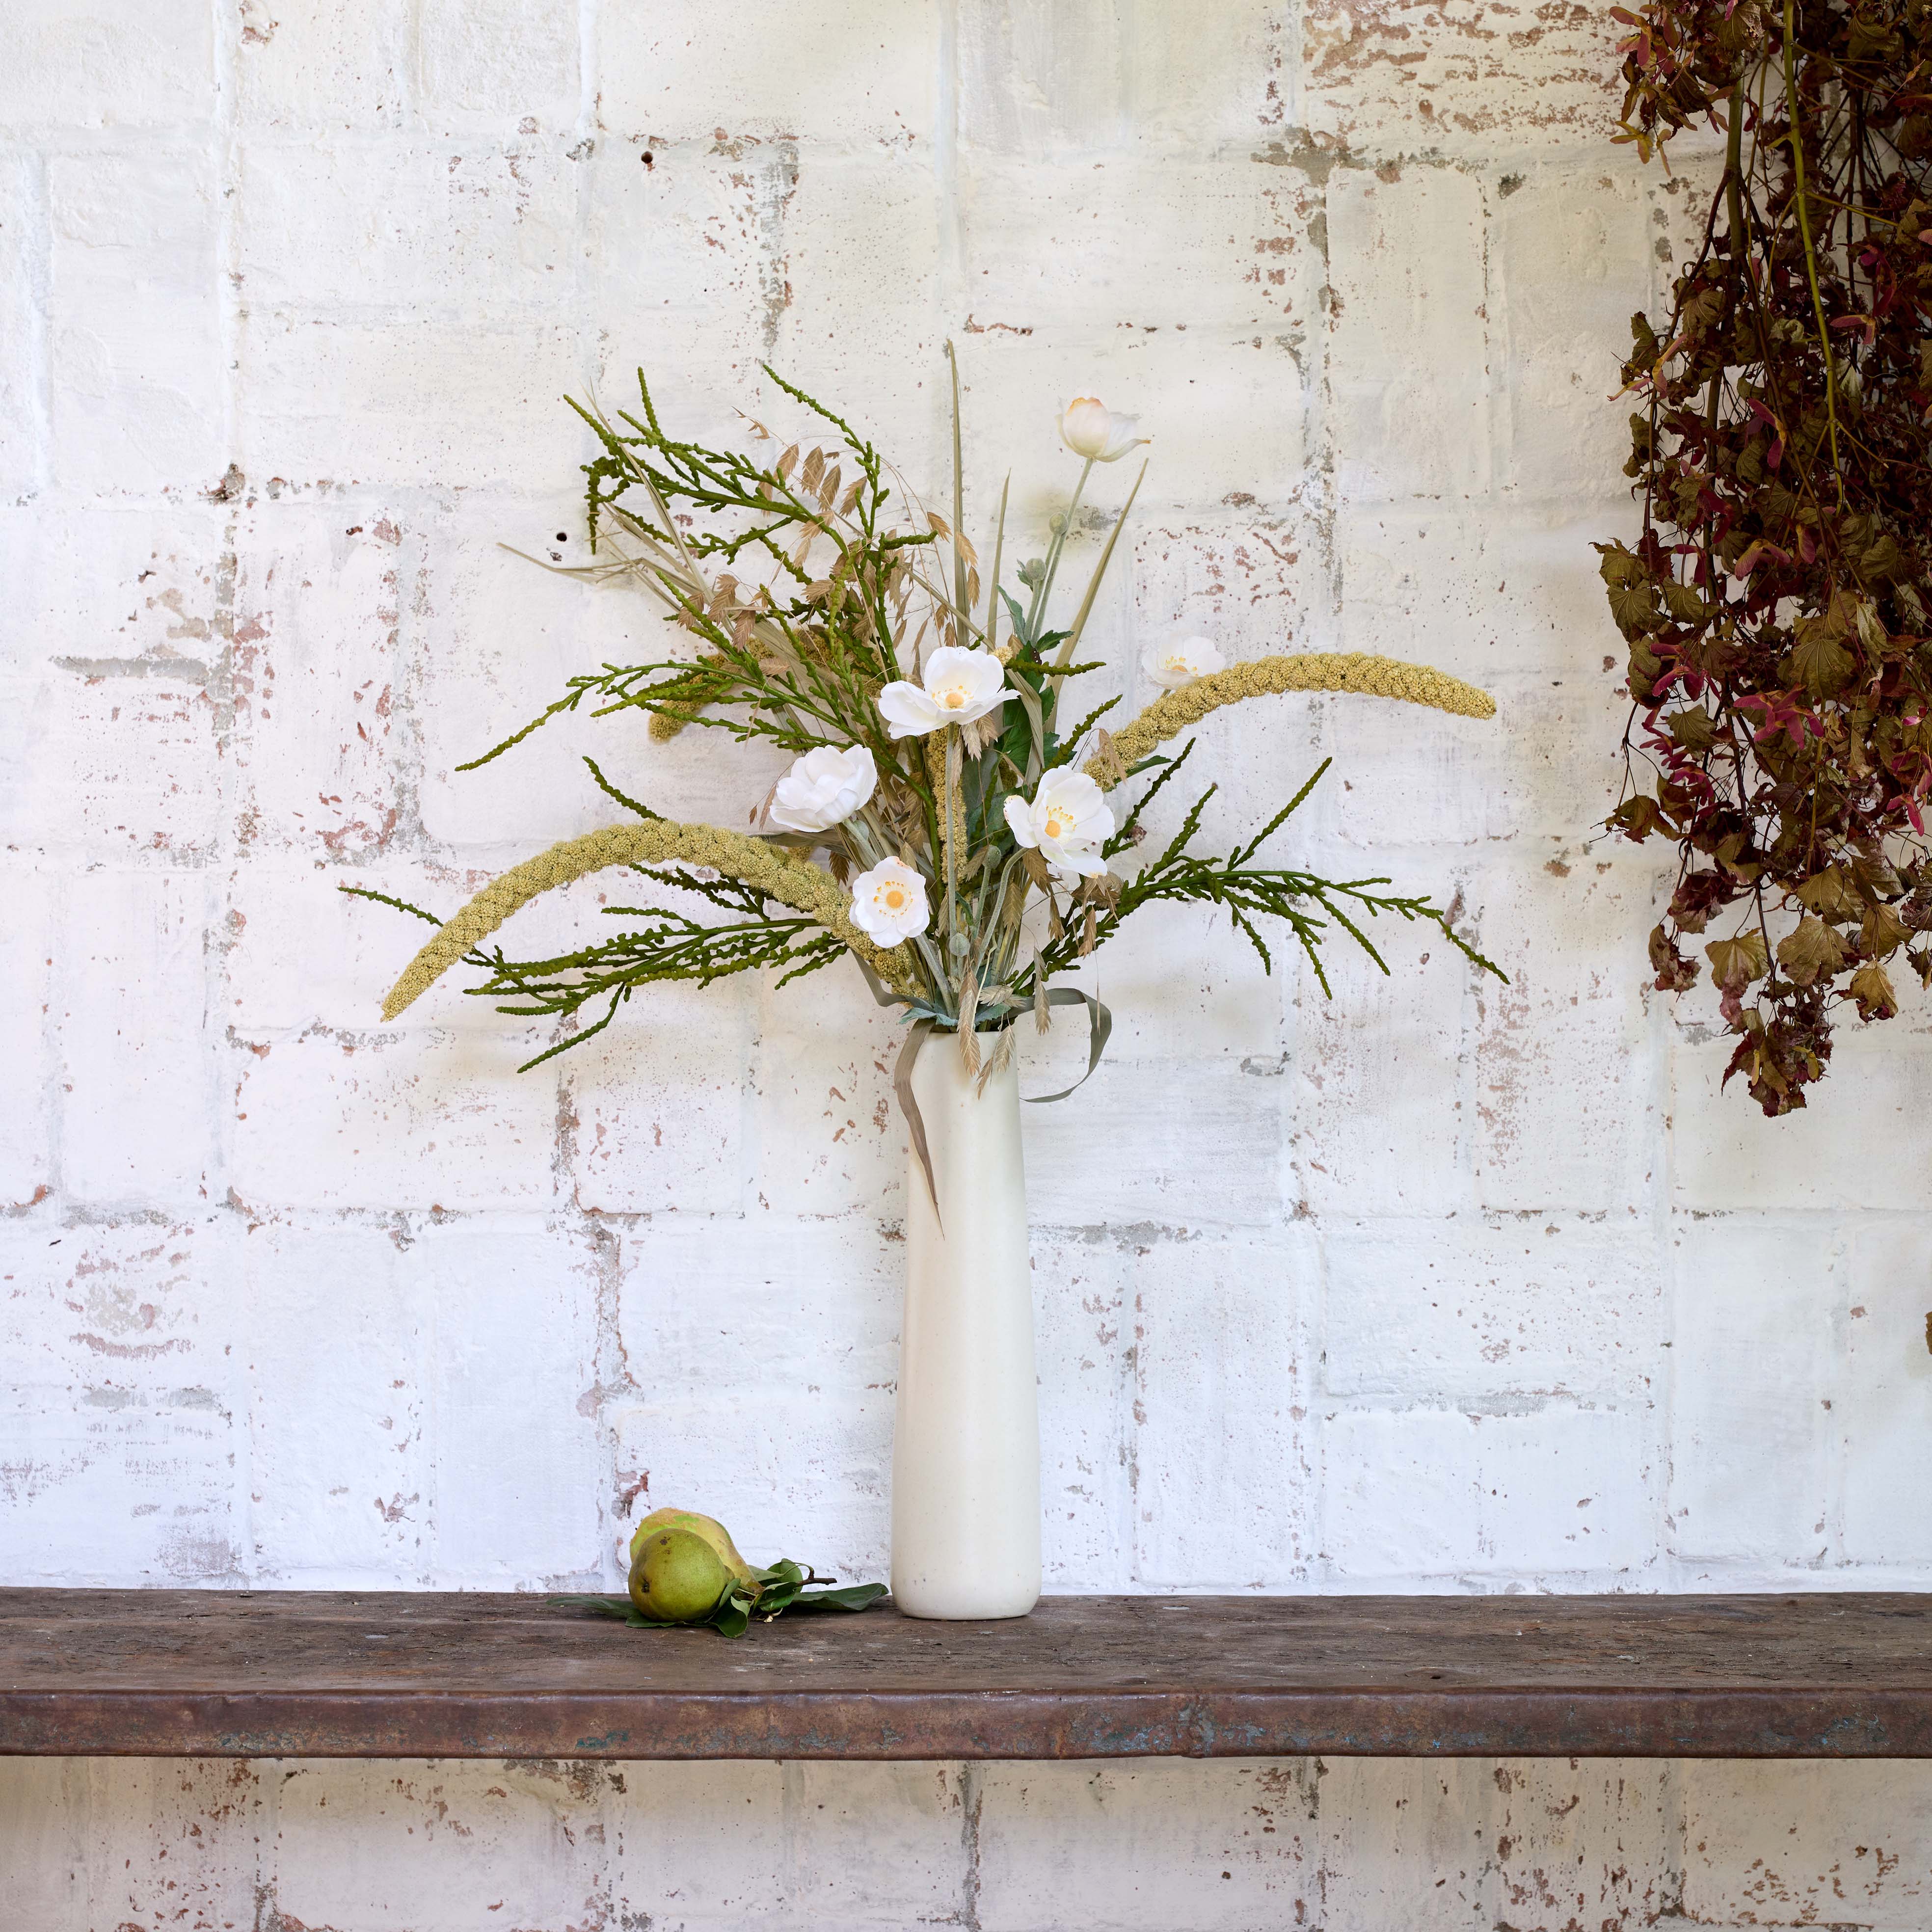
[890,1036,1042,1620]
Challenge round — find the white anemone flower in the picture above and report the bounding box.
[848,855,931,944]
[1003,771,1114,880]
[1059,396,1149,464]
[876,645,1013,739]
[1143,634,1225,691]
[768,744,877,833]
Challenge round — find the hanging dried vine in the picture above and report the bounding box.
[1604,0,1932,1113]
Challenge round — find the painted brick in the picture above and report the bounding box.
[232,502,409,859]
[0,500,232,690]
[0,158,40,501]
[47,149,222,496]
[27,663,226,862]
[225,857,508,1037]
[748,979,905,1217]
[1324,1217,1664,1402]
[241,1216,429,1582]
[1669,1218,1837,1569]
[1336,505,1632,683]
[74,1758,261,1929]
[1840,1224,1932,1567]
[1023,1054,1286,1231]
[237,139,578,320]
[1128,515,1332,679]
[1475,1406,1653,1576]
[0,1216,244,1584]
[1681,1759,1932,1929]
[605,1758,790,1919]
[1316,1757,1489,1930]
[234,0,409,130]
[419,0,581,130]
[570,978,753,1215]
[0,1759,83,1932]
[612,1216,899,1574]
[1494,169,1655,501]
[0,1,214,132]
[767,152,944,472]
[410,492,676,854]
[238,312,586,489]
[1324,1405,1651,1580]
[1326,166,1490,504]
[961,160,1320,332]
[1135,1230,1313,1585]
[1317,668,1631,850]
[959,0,1288,160]
[1290,911,1474,1218]
[268,1759,608,1929]
[417,1220,603,1583]
[1468,852,1662,1213]
[975,1760,1319,1931]
[958,0,1138,159]
[0,864,54,1208]
[599,0,940,146]
[229,1028,559,1212]
[584,143,777,415]
[1672,1029,1932,1211]
[1488,1758,1677,1932]
[55,871,219,1209]
[1088,900,1288,1064]
[1322,1406,1485,1575]
[955,325,1310,518]
[1299,0,1625,159]
[1030,1229,1135,1587]
[767,1761,968,1927]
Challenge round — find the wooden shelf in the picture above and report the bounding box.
[3,1589,1928,1761]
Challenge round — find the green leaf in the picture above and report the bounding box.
[709,1592,753,1639]
[1607,580,1661,637]
[551,1593,654,1627]
[1790,621,1854,698]
[1667,707,1718,753]
[790,1583,890,1613]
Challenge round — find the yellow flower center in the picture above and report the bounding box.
[882,885,907,911]
[1043,809,1073,841]
[938,685,969,709]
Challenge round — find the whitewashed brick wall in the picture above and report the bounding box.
[2,2,1929,1926]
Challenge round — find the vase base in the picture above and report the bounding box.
[889,1586,1041,1622]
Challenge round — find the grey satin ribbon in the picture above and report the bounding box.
[856,960,1113,1225]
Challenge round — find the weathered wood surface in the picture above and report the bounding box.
[2,1590,1928,1761]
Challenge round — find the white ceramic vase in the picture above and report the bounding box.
[889,1035,1042,1620]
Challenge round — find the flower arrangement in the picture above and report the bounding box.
[360,356,1502,1177]
[1604,0,1932,1113]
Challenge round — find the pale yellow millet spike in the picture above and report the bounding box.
[380,820,915,1020]
[1084,652,1497,790]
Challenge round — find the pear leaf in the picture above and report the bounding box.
[792,1584,891,1613]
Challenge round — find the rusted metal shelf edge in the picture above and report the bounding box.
[5,1687,1931,1761]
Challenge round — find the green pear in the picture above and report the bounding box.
[629,1507,757,1589]
[627,1527,732,1624]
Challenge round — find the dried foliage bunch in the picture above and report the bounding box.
[362,357,1501,1150]
[1606,0,1932,1112]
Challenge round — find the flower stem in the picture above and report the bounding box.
[942,726,961,975]
[1781,0,1843,511]
[1029,457,1093,634]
